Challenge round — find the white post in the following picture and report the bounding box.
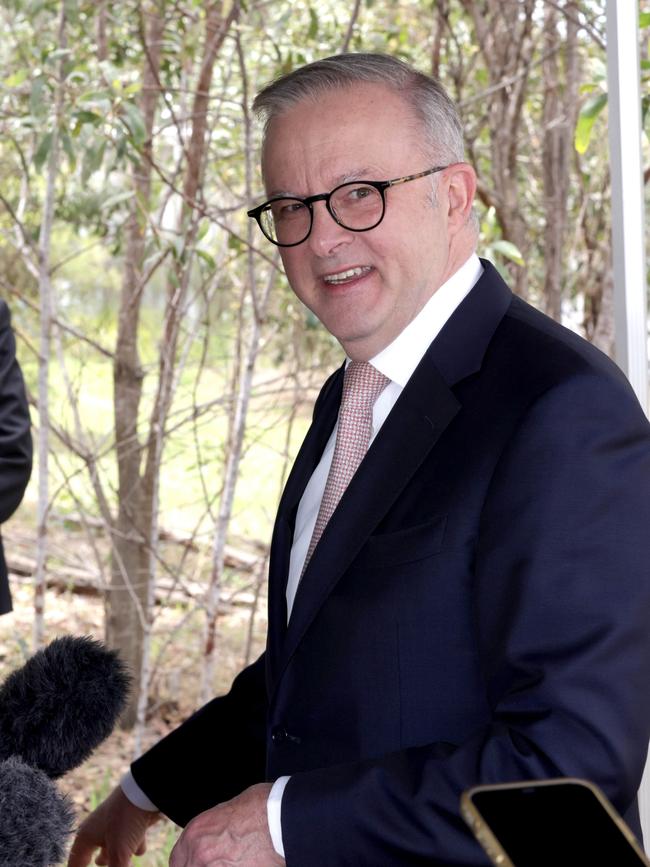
[607,0,648,413]
[606,0,650,849]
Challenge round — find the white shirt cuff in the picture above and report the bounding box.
[267,775,290,858]
[120,770,160,811]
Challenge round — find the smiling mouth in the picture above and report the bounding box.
[322,266,372,285]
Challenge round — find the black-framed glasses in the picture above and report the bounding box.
[246,165,449,247]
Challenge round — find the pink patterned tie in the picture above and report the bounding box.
[303,361,389,569]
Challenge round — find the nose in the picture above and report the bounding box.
[306,200,353,257]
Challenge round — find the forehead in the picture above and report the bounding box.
[261,82,424,192]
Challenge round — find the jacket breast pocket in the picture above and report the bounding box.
[354,514,448,569]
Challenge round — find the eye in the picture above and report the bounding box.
[341,185,375,205]
[283,201,305,215]
[271,199,307,221]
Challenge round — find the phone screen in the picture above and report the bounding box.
[470,782,647,867]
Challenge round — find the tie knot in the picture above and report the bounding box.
[342,361,389,409]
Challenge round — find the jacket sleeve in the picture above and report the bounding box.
[280,370,650,866]
[0,300,32,523]
[130,652,268,827]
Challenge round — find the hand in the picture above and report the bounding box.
[169,783,285,866]
[67,784,161,867]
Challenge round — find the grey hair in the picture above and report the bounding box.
[252,53,466,165]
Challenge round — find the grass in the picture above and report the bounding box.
[19,322,318,547]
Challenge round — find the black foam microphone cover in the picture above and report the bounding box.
[0,756,74,867]
[0,634,131,778]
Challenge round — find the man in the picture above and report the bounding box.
[69,54,650,866]
[0,298,32,615]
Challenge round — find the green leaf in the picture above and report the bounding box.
[34,132,53,171]
[492,240,524,266]
[79,89,110,102]
[171,235,186,261]
[575,116,599,154]
[100,190,135,210]
[308,7,319,39]
[196,249,216,269]
[481,205,497,232]
[61,130,76,169]
[639,11,650,27]
[4,69,28,88]
[73,110,102,130]
[30,76,48,118]
[580,92,608,119]
[46,48,72,63]
[574,93,608,154]
[115,134,127,162]
[68,70,88,86]
[81,140,106,183]
[91,139,106,173]
[121,101,146,146]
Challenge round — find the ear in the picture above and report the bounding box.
[444,163,476,235]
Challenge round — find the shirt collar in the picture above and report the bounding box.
[368,253,483,387]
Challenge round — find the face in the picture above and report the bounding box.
[262,81,474,360]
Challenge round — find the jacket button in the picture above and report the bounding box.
[271,725,288,744]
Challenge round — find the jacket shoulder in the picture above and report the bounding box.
[497,294,633,396]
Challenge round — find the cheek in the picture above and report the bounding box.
[366,222,419,269]
[279,248,294,275]
[280,253,315,305]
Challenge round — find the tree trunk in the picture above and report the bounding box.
[542,1,579,321]
[33,0,67,649]
[461,0,535,297]
[590,265,615,358]
[110,0,241,731]
[108,4,164,728]
[201,32,269,701]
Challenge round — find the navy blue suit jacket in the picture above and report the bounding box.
[0,299,32,615]
[133,261,650,865]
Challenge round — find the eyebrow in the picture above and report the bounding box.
[266,166,383,199]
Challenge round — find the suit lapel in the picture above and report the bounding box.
[266,366,343,682]
[274,357,460,690]
[269,260,513,692]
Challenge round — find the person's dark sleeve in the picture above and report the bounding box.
[281,371,650,866]
[130,652,268,826]
[0,299,32,522]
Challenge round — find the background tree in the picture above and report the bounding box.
[0,0,647,746]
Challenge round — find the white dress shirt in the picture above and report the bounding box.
[268,252,482,856]
[121,254,484,855]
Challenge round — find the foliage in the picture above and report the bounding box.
[0,0,646,749]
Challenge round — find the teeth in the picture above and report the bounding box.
[323,266,371,284]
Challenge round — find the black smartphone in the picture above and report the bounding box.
[461,778,650,867]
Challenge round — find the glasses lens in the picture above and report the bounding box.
[261,198,311,246]
[330,183,384,230]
